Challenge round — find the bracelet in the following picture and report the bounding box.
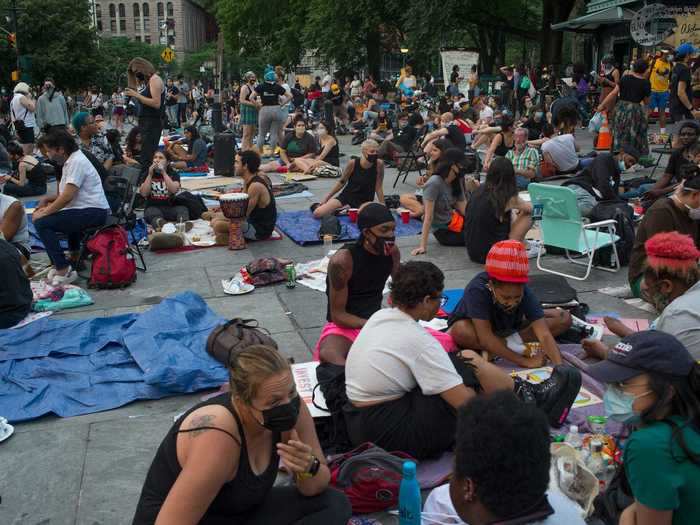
[295,455,321,481]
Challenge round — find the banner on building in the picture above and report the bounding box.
[440,49,479,97]
[630,3,698,49]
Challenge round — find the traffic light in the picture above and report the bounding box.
[11,70,19,81]
[7,33,15,49]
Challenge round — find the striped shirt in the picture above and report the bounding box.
[506,145,540,173]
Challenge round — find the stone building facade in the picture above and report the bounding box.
[92,0,216,56]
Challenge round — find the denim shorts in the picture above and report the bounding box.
[649,91,670,111]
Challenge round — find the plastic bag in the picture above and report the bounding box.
[588,112,604,134]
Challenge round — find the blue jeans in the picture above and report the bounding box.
[578,157,595,170]
[621,183,654,199]
[516,175,531,190]
[34,207,109,270]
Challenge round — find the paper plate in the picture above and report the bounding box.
[221,279,255,296]
[192,239,217,247]
[0,421,14,443]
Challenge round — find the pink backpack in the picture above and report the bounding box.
[87,225,136,288]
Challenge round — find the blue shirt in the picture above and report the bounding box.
[448,272,544,337]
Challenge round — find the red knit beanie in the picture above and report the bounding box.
[485,240,529,283]
[645,232,700,276]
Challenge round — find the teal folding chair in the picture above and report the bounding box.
[528,183,620,281]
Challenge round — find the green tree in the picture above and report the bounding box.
[0,0,101,89]
[94,37,163,91]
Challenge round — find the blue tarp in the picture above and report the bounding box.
[0,292,228,423]
[276,209,423,246]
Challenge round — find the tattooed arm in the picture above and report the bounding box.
[156,410,240,525]
[327,249,366,329]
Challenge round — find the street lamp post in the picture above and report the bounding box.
[400,47,409,72]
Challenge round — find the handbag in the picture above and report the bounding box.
[12,105,28,132]
[206,318,278,365]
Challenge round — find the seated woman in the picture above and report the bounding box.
[0,238,32,329]
[33,129,110,286]
[2,141,47,197]
[586,331,700,525]
[167,125,208,171]
[463,157,532,264]
[289,120,339,174]
[399,138,451,220]
[312,139,384,218]
[139,150,189,229]
[260,116,318,173]
[412,148,474,254]
[368,109,393,142]
[483,114,515,171]
[123,126,143,167]
[132,344,351,525]
[0,192,31,271]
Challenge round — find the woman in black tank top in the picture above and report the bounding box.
[126,58,165,169]
[132,345,350,525]
[483,115,514,171]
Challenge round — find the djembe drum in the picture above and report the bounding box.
[219,192,250,250]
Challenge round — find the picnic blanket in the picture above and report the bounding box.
[277,210,423,246]
[0,292,228,423]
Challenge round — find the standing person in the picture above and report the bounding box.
[32,129,110,286]
[648,50,672,135]
[255,69,288,155]
[596,55,620,115]
[176,75,189,126]
[311,140,385,218]
[467,65,479,100]
[111,87,126,132]
[329,82,348,126]
[586,331,700,525]
[239,71,258,151]
[463,158,532,264]
[35,78,69,133]
[132,344,351,525]
[499,65,515,111]
[165,78,180,130]
[599,59,651,156]
[670,43,700,134]
[276,65,293,144]
[11,82,36,155]
[350,74,362,99]
[125,57,165,171]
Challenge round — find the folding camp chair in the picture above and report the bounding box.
[392,126,428,188]
[649,133,673,178]
[528,183,620,281]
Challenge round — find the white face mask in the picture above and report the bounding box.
[688,205,700,220]
[618,160,626,172]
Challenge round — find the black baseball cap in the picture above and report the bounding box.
[587,331,696,383]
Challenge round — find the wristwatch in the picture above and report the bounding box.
[295,455,321,480]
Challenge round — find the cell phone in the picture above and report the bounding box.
[532,203,544,221]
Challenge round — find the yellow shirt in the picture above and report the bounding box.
[650,59,671,93]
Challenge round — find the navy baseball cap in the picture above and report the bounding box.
[587,331,696,383]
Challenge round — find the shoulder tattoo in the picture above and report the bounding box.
[329,260,347,290]
[187,414,216,437]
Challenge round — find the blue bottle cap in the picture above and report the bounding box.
[403,460,416,477]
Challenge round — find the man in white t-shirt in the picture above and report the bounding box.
[33,129,110,285]
[343,261,579,459]
[541,133,580,173]
[423,391,585,525]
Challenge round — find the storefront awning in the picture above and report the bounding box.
[551,6,636,32]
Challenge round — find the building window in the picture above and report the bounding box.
[157,2,164,17]
[110,19,116,32]
[142,2,149,32]
[96,4,103,31]
[120,19,126,31]
[145,35,151,44]
[166,1,173,17]
[118,3,125,17]
[133,3,139,31]
[109,3,116,17]
[135,35,141,42]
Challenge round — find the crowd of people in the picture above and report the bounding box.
[1,44,700,525]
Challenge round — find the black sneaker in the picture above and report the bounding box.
[513,376,537,405]
[531,365,582,428]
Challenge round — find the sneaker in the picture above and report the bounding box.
[50,267,78,287]
[525,239,544,259]
[531,365,582,428]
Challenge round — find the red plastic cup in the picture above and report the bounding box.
[348,208,359,223]
[401,210,410,224]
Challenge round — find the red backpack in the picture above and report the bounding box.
[328,442,415,514]
[86,225,137,288]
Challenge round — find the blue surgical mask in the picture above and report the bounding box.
[603,386,651,425]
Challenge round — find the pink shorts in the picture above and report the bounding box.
[313,321,457,361]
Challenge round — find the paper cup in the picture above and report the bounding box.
[348,208,359,223]
[400,210,410,224]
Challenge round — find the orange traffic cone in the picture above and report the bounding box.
[596,112,612,150]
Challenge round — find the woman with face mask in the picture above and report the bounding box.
[132,344,351,525]
[596,55,620,115]
[238,71,259,151]
[288,120,339,175]
[311,139,385,218]
[587,331,700,525]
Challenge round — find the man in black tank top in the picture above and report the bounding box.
[315,203,399,365]
[235,150,277,240]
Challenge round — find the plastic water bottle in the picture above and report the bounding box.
[398,460,421,525]
[565,424,582,450]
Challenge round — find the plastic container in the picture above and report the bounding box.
[565,424,582,450]
[398,461,422,525]
[323,234,333,255]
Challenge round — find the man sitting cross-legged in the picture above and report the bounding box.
[315,203,454,364]
[448,240,572,368]
[343,260,582,459]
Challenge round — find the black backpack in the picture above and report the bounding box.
[589,200,635,267]
[312,362,352,454]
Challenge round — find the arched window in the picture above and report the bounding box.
[109,3,116,17]
[95,4,103,31]
[166,2,173,17]
[142,2,150,31]
[157,2,164,17]
[133,3,139,17]
[109,3,116,32]
[118,3,125,17]
[133,3,140,31]
[142,2,149,16]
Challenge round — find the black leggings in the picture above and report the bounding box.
[433,228,464,246]
[138,117,162,174]
[203,487,351,525]
[3,181,46,197]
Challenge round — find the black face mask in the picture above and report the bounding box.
[135,72,146,82]
[371,234,396,256]
[256,395,300,432]
[366,153,378,164]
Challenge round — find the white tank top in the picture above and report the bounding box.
[0,194,30,254]
[11,94,36,128]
